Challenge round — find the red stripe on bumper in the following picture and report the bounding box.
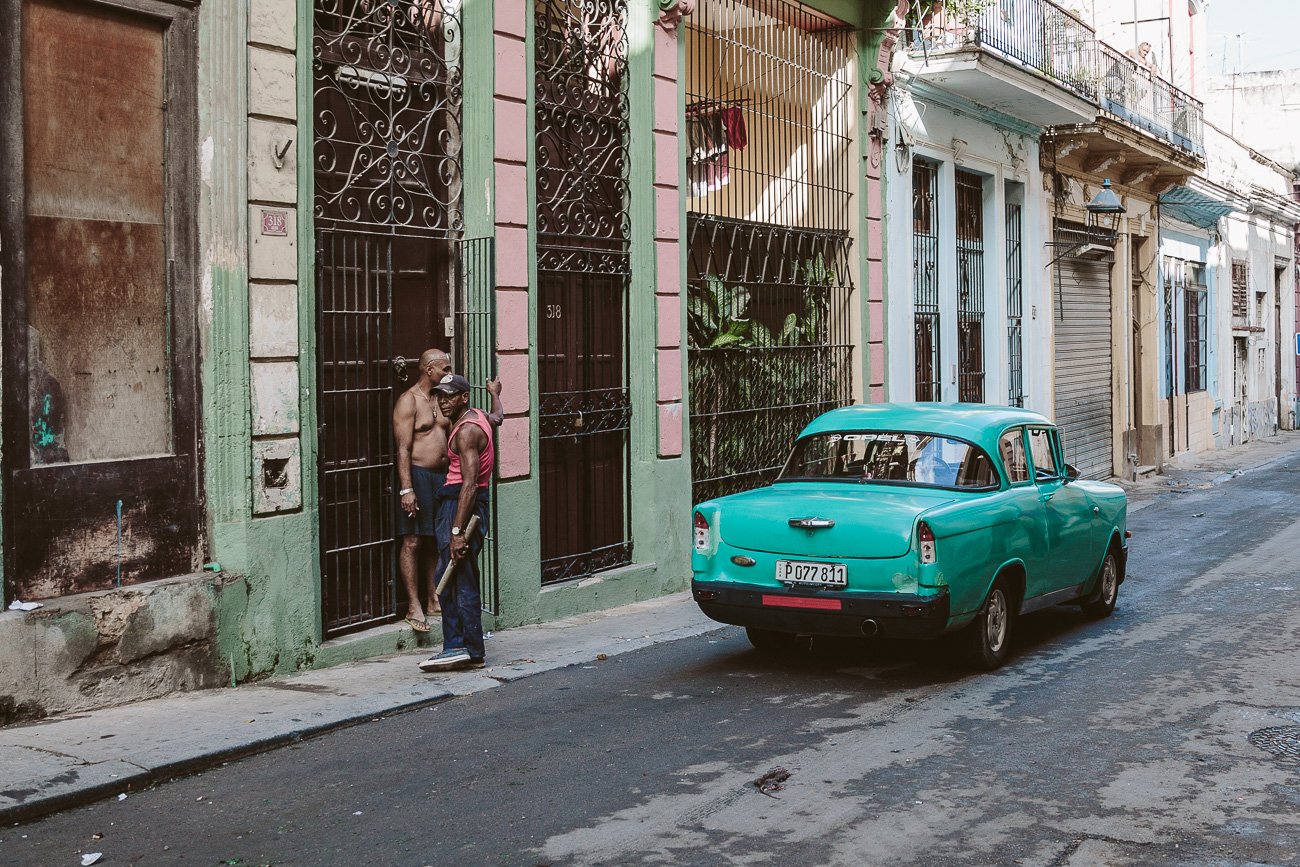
[761,594,842,611]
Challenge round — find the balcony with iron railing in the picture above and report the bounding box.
[905,0,1204,158]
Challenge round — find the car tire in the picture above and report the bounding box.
[1081,550,1120,619]
[745,627,804,654]
[965,578,1013,671]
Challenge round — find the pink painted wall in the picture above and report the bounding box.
[494,0,531,479]
[864,16,903,404]
[654,22,685,457]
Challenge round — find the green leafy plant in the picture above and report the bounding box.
[686,260,845,496]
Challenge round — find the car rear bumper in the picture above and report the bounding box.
[692,581,951,639]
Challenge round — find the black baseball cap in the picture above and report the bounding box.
[432,373,472,395]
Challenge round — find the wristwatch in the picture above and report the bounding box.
[451,526,462,536]
[398,487,414,496]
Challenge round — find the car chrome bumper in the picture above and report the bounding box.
[692,581,950,639]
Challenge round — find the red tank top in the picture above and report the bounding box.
[446,408,495,488]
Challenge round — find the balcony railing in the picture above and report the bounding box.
[906,0,1204,157]
[1096,43,1204,156]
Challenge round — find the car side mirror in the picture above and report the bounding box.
[1064,464,1081,482]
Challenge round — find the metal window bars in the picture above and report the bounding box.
[1183,262,1208,393]
[1006,202,1024,407]
[956,170,986,403]
[913,158,940,401]
[684,0,856,504]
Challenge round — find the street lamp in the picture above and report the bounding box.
[1086,178,1126,241]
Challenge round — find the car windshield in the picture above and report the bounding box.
[777,431,999,489]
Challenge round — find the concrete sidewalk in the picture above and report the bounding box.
[0,593,720,826]
[4,432,1299,828]
[1117,430,1300,512]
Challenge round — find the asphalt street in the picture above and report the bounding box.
[5,457,1300,866]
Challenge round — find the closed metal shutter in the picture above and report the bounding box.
[1053,253,1114,479]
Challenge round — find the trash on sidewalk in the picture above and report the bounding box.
[753,766,792,798]
[596,653,608,661]
[81,854,103,866]
[1193,513,1205,518]
[116,794,127,802]
[7,599,42,611]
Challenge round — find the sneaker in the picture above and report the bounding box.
[464,658,486,670]
[418,648,471,672]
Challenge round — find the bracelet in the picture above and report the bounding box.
[398,487,415,496]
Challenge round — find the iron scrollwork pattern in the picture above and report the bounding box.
[534,0,631,272]
[313,0,464,236]
[535,0,634,586]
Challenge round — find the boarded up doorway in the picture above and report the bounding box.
[1,0,201,600]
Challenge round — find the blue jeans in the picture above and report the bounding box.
[435,485,490,660]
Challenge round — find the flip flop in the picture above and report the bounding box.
[404,617,431,633]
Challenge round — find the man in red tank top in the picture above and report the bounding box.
[419,374,495,672]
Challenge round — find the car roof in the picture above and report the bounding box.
[799,403,1052,453]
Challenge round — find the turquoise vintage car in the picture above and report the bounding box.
[691,403,1128,669]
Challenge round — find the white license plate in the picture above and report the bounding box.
[776,560,847,587]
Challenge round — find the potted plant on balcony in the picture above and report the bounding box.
[907,0,994,51]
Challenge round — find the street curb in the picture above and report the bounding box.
[1126,441,1300,514]
[2,594,723,827]
[0,690,459,827]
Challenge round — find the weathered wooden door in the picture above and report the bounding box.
[1,0,200,600]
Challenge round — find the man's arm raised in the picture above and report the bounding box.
[485,377,504,427]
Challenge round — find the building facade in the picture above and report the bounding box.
[0,0,901,720]
[0,0,704,720]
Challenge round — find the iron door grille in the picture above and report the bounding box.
[317,231,399,635]
[913,159,940,401]
[453,236,500,615]
[535,0,634,584]
[1006,202,1024,407]
[314,0,467,636]
[955,170,985,403]
[684,0,856,504]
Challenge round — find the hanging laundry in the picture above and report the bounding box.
[687,111,727,163]
[718,106,748,151]
[689,149,728,197]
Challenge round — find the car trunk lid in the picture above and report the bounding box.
[717,483,957,559]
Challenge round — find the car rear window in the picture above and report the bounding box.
[778,431,998,489]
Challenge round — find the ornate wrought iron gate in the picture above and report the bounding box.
[534,0,633,584]
[685,0,856,504]
[315,0,487,636]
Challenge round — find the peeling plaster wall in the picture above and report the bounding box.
[0,576,225,723]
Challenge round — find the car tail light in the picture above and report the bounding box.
[694,511,711,552]
[918,521,937,565]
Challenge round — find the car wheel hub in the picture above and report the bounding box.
[1101,557,1117,604]
[986,590,1007,653]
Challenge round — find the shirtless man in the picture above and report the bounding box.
[393,349,502,631]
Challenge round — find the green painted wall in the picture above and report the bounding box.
[205,0,693,680]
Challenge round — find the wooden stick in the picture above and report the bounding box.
[434,514,481,597]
